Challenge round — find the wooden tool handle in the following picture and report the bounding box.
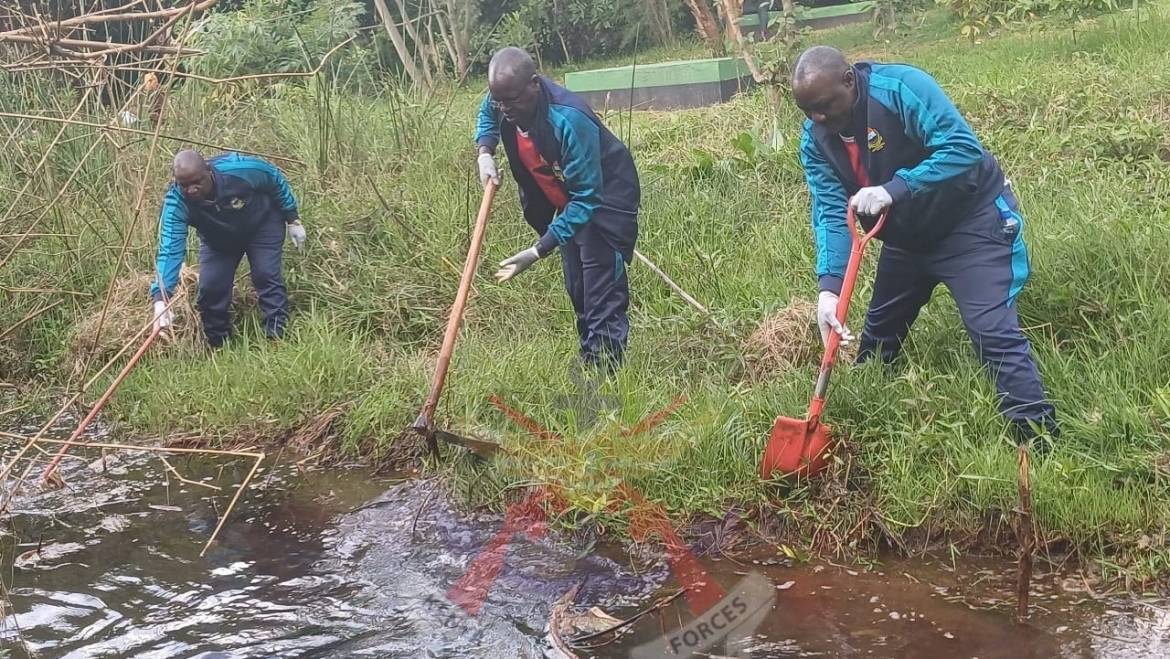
[418,182,498,427]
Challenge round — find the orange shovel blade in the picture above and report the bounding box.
[760,416,832,480]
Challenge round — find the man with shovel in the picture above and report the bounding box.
[475,47,640,370]
[791,46,1058,447]
[149,150,306,347]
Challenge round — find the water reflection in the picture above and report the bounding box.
[1,443,1167,658]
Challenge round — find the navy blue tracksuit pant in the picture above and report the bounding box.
[558,210,637,366]
[196,214,288,347]
[857,185,1057,439]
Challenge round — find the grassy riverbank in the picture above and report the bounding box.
[3,7,1170,583]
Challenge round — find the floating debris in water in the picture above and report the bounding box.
[14,541,87,570]
[98,514,131,533]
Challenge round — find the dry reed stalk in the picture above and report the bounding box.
[0,86,95,269]
[1016,444,1034,621]
[0,290,186,512]
[0,131,107,270]
[0,300,63,342]
[200,452,264,556]
[159,455,222,491]
[82,23,191,382]
[0,112,303,165]
[0,1,212,38]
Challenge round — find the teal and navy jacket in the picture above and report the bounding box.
[800,62,1006,294]
[475,76,640,256]
[150,153,298,301]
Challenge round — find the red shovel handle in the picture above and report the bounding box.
[809,205,887,422]
[836,206,887,330]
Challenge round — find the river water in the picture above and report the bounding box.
[1,431,1168,658]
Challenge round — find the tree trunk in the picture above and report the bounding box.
[684,0,723,56]
[393,0,433,88]
[394,0,423,46]
[779,0,798,45]
[425,15,445,79]
[720,0,742,48]
[373,0,424,87]
[442,0,470,78]
[644,0,674,45]
[718,0,763,82]
[431,0,459,73]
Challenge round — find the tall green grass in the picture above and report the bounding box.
[3,7,1170,580]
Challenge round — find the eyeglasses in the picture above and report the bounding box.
[489,92,525,112]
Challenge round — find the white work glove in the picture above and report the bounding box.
[152,300,173,332]
[287,220,307,250]
[850,186,893,216]
[478,152,500,187]
[495,246,541,283]
[817,290,853,347]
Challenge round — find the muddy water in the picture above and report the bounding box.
[1,441,1168,658]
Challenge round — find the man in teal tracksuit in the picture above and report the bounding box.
[150,150,306,347]
[792,46,1058,446]
[475,47,640,369]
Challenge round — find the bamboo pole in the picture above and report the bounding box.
[0,432,264,557]
[0,290,186,513]
[0,0,217,38]
[0,300,64,342]
[0,112,303,165]
[633,250,709,315]
[39,327,161,484]
[81,19,192,381]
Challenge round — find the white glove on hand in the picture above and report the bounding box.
[850,186,893,216]
[152,300,173,332]
[287,220,307,250]
[817,290,853,347]
[478,152,500,187]
[495,246,541,283]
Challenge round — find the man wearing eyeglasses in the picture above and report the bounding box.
[475,47,640,371]
[149,150,306,348]
[791,45,1058,448]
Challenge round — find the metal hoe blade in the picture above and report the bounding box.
[433,429,503,459]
